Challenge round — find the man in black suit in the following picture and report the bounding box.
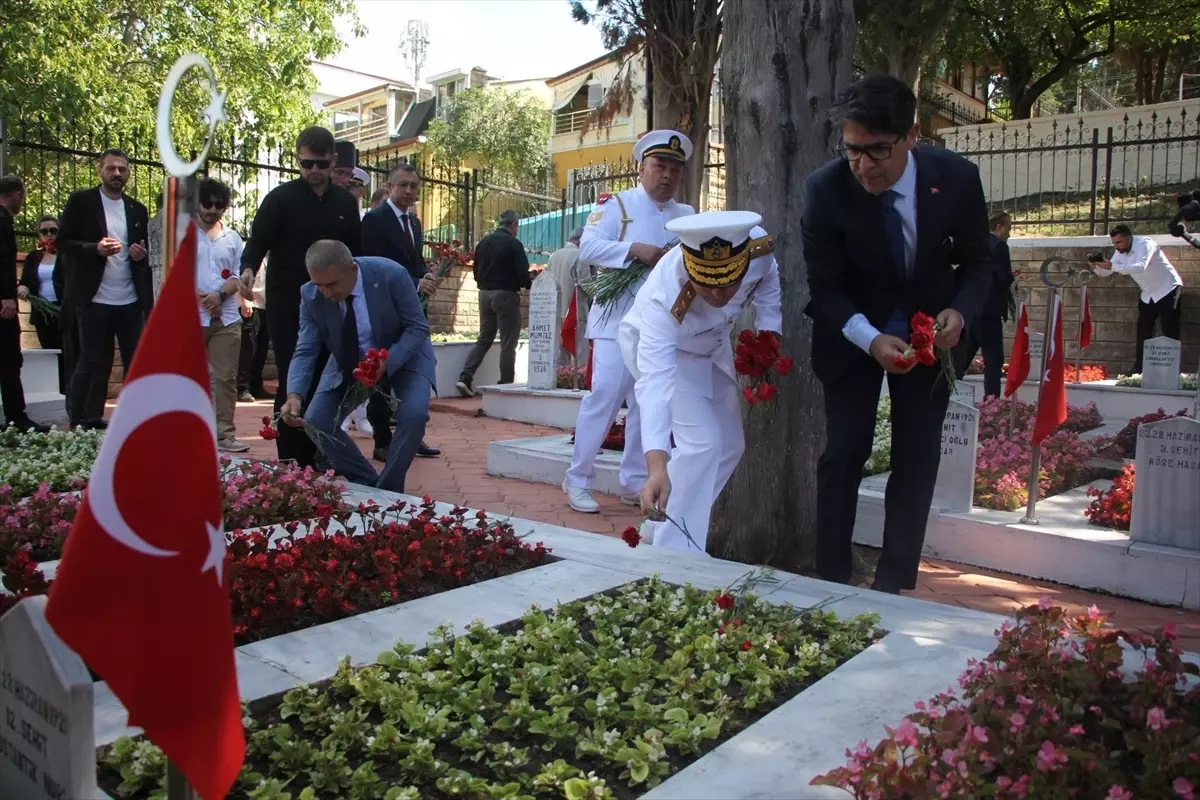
[58,148,153,429]
[0,176,50,432]
[802,74,993,594]
[361,163,441,460]
[954,210,1015,399]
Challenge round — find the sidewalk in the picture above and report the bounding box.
[230,396,1200,652]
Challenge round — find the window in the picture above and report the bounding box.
[586,82,603,108]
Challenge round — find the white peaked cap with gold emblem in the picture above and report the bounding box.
[633,129,694,163]
[666,210,763,287]
[350,167,369,187]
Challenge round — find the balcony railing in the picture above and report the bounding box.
[553,109,593,136]
[333,117,391,146]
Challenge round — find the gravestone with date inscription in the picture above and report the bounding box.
[1130,415,1200,551]
[933,399,979,513]
[1141,337,1181,391]
[1028,332,1044,381]
[526,272,559,391]
[0,595,95,800]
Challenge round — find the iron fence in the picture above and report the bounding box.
[941,109,1200,236]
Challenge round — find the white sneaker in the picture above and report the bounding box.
[619,492,641,507]
[563,480,600,513]
[218,437,250,453]
[354,411,373,436]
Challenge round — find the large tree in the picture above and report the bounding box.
[855,0,958,90]
[706,0,856,568]
[0,0,358,156]
[569,0,722,208]
[425,87,552,190]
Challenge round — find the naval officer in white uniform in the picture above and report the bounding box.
[619,210,782,552]
[562,130,696,513]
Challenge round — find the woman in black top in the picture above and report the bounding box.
[18,215,66,392]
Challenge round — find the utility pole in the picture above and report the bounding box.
[400,20,430,91]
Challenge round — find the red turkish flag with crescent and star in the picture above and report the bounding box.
[45,222,245,800]
[1004,303,1031,398]
[1079,286,1093,349]
[1032,292,1068,444]
[561,291,578,356]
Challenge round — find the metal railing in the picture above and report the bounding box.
[553,109,594,136]
[332,117,391,147]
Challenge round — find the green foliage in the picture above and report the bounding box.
[425,88,551,188]
[0,0,361,156]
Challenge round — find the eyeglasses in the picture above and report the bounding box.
[841,135,903,163]
[299,158,332,169]
[38,227,58,236]
[200,199,227,210]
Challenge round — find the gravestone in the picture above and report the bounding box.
[1142,337,1181,390]
[0,595,96,800]
[1028,332,1044,381]
[527,272,559,391]
[1194,360,1199,420]
[1130,415,1200,550]
[933,399,979,513]
[952,382,977,407]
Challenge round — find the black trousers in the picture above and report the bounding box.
[0,315,27,423]
[816,358,951,591]
[954,315,1005,400]
[237,308,271,393]
[265,291,328,467]
[366,392,393,449]
[1132,287,1183,372]
[60,309,110,423]
[68,302,142,425]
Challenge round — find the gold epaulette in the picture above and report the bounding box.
[748,235,774,260]
[671,281,697,323]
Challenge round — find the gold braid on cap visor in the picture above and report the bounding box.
[681,236,751,287]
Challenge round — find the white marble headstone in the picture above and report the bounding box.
[0,596,95,800]
[1028,332,1044,381]
[1194,360,1199,420]
[933,400,979,513]
[1130,415,1200,551]
[952,382,977,407]
[527,272,559,391]
[1142,337,1181,391]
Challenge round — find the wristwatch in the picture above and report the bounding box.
[217,289,229,302]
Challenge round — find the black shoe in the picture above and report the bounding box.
[77,419,108,431]
[9,417,51,434]
[250,387,274,400]
[372,447,389,463]
[417,442,440,458]
[455,378,474,398]
[869,581,901,595]
[238,390,256,403]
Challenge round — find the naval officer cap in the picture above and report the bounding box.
[667,210,763,288]
[634,129,693,163]
[350,167,369,187]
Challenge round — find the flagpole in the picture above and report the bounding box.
[1074,284,1086,384]
[1020,286,1059,525]
[1007,292,1025,440]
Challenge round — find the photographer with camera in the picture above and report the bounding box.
[1089,224,1183,374]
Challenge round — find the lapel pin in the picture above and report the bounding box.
[930,187,940,195]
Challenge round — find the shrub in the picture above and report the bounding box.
[864,397,892,476]
[1085,463,1135,531]
[1098,408,1191,460]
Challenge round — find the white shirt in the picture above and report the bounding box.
[619,228,783,453]
[94,193,138,306]
[37,255,56,301]
[194,222,245,327]
[1096,236,1183,303]
[841,152,918,354]
[579,184,695,340]
[339,268,375,363]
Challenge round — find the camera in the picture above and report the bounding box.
[1086,252,1104,263]
[1168,190,1200,247]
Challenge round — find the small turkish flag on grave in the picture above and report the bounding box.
[45,222,245,800]
[561,290,578,356]
[1004,303,1031,398]
[1079,286,1093,349]
[1032,293,1068,444]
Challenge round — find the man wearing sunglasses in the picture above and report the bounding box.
[240,126,361,466]
[802,74,993,595]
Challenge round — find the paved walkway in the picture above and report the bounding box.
[228,395,1200,652]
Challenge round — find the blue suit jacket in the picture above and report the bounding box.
[288,257,436,397]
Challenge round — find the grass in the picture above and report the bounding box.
[1002,184,1185,238]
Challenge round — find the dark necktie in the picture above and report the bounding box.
[340,294,360,382]
[881,189,908,280]
[400,213,414,247]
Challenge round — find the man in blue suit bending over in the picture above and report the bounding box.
[281,240,435,492]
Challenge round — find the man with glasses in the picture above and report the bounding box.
[194,177,249,453]
[802,74,993,594]
[240,126,361,466]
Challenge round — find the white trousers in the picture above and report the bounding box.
[646,367,745,553]
[565,338,647,493]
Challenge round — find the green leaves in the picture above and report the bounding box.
[425,87,551,190]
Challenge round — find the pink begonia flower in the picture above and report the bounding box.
[969,725,989,744]
[1106,787,1133,800]
[1175,778,1196,800]
[1009,712,1026,732]
[1163,623,1180,640]
[1069,724,1086,736]
[1038,595,1053,610]
[1036,740,1066,772]
[1085,604,1105,621]
[1147,707,1167,731]
[893,718,920,748]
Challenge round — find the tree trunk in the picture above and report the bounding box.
[707,0,856,569]
[650,68,713,210]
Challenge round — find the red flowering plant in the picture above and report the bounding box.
[893,311,956,391]
[1093,408,1191,461]
[812,600,1200,800]
[0,482,80,564]
[219,458,348,531]
[225,498,551,643]
[735,329,793,405]
[422,240,472,314]
[1085,463,1135,531]
[0,550,51,615]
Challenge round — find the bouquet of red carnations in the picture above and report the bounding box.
[734,329,793,405]
[422,240,472,314]
[893,311,956,390]
[339,348,398,423]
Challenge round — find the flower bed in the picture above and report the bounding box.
[1116,372,1198,390]
[1085,463,1135,531]
[100,577,880,799]
[556,363,588,390]
[0,426,102,496]
[569,420,627,452]
[813,601,1199,799]
[1093,408,1192,461]
[965,359,1108,383]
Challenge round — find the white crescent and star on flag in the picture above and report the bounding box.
[86,372,227,586]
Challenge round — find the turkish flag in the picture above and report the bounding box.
[1004,303,1030,398]
[1079,286,1093,349]
[561,290,578,356]
[1032,293,1068,444]
[45,223,245,800]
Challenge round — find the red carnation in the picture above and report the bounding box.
[621,526,641,548]
[756,382,777,402]
[910,328,934,350]
[911,311,936,333]
[740,639,753,651]
[757,331,779,351]
[742,387,758,405]
[893,353,915,369]
[738,329,756,346]
[259,426,278,441]
[774,357,793,376]
[914,347,937,367]
[714,592,735,610]
[220,269,232,279]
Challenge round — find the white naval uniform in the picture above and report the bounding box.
[618,226,782,552]
[564,185,695,493]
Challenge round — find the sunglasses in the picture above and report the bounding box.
[38,227,58,236]
[200,199,228,210]
[299,158,332,170]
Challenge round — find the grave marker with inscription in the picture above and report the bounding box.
[933,399,979,513]
[952,382,977,407]
[526,272,559,391]
[1130,415,1200,550]
[0,596,95,800]
[1028,332,1044,380]
[1194,360,1199,420]
[1141,337,1182,391]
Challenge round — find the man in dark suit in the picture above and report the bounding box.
[954,210,1015,399]
[0,176,50,432]
[802,74,993,594]
[281,242,435,493]
[57,148,153,429]
[361,163,441,460]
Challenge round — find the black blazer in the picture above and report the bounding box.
[361,203,428,287]
[57,187,153,314]
[985,233,1015,320]
[802,145,993,383]
[20,250,65,326]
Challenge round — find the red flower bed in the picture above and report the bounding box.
[1094,408,1191,461]
[1085,463,1135,531]
[813,602,1199,799]
[568,419,627,452]
[968,358,1108,383]
[0,483,78,563]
